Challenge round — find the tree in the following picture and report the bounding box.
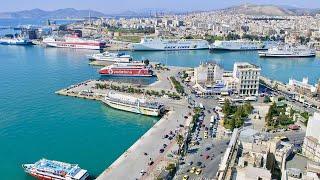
[144,59,150,66]
[176,134,184,147]
[222,99,232,116]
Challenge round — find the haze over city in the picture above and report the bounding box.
[1,0,320,13]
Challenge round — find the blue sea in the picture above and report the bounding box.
[0,19,320,180]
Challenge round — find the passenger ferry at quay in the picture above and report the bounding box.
[103,91,165,116]
[88,51,132,63]
[209,40,278,51]
[22,159,89,180]
[131,37,209,51]
[258,45,316,57]
[43,35,106,50]
[99,62,153,77]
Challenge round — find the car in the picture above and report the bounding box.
[195,168,202,175]
[204,134,208,139]
[148,160,154,165]
[189,161,193,165]
[206,155,210,159]
[190,167,196,173]
[182,175,189,180]
[159,149,164,153]
[205,147,211,151]
[196,161,202,166]
[163,144,167,148]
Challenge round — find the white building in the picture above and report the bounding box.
[303,112,320,162]
[194,62,223,85]
[233,62,261,96]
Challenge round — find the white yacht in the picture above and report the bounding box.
[88,51,132,62]
[131,37,209,51]
[258,45,316,57]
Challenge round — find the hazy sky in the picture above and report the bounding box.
[1,0,320,13]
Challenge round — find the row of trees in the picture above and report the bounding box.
[95,83,181,99]
[222,99,253,130]
[170,77,184,95]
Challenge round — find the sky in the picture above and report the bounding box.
[1,0,320,13]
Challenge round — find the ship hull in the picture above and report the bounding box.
[102,99,161,116]
[99,68,153,77]
[131,42,209,51]
[259,52,316,58]
[45,42,104,50]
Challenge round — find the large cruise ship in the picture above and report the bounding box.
[43,35,106,50]
[131,37,209,51]
[258,45,316,57]
[0,37,32,45]
[102,91,164,116]
[88,51,132,62]
[209,40,277,51]
[99,62,153,77]
[22,159,89,180]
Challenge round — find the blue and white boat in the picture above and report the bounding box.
[0,37,32,45]
[22,158,90,180]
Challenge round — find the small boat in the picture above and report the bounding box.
[22,158,89,180]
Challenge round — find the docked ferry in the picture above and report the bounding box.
[103,91,164,116]
[209,40,276,51]
[0,37,32,45]
[258,45,316,57]
[99,62,153,77]
[88,51,132,62]
[43,35,105,50]
[131,37,209,51]
[22,159,89,180]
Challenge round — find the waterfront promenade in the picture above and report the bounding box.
[97,98,190,179]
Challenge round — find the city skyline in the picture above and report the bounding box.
[1,0,320,13]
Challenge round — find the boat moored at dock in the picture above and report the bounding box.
[22,158,89,180]
[130,37,209,51]
[99,62,153,77]
[88,51,132,62]
[209,40,269,51]
[43,35,106,50]
[102,91,165,116]
[258,45,316,57]
[0,37,32,45]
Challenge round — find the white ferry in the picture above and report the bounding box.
[43,35,105,50]
[209,40,276,51]
[258,45,316,57]
[22,158,89,180]
[88,51,132,62]
[131,37,209,51]
[102,91,164,116]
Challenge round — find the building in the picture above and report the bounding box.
[236,166,272,180]
[288,77,317,97]
[194,62,223,85]
[302,112,320,162]
[233,62,261,96]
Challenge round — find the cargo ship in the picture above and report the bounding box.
[0,37,32,45]
[258,45,316,57]
[22,158,89,180]
[88,51,132,62]
[131,37,209,51]
[99,62,153,77]
[102,91,164,116]
[43,35,105,50]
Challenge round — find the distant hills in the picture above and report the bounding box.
[0,4,320,19]
[0,8,105,19]
[219,4,320,16]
